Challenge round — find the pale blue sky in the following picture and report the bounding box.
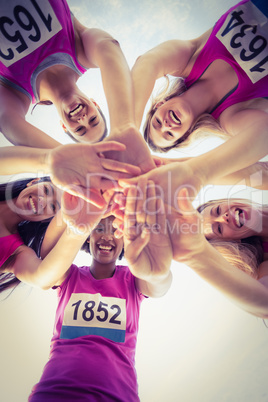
[0,1,267,402]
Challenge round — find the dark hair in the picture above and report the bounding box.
[32,101,108,143]
[0,176,51,202]
[81,237,124,260]
[0,176,52,295]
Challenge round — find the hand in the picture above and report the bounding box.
[105,124,156,173]
[123,178,172,283]
[119,160,204,211]
[48,141,141,207]
[168,188,207,264]
[61,192,107,237]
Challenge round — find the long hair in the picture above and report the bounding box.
[32,101,108,143]
[0,177,52,294]
[143,76,228,153]
[197,199,266,278]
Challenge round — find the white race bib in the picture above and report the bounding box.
[216,1,268,83]
[60,293,127,343]
[0,0,62,67]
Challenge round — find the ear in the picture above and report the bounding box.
[26,178,41,187]
[59,120,68,133]
[90,99,100,109]
[154,101,165,109]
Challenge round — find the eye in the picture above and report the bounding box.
[44,185,49,195]
[51,204,56,213]
[216,205,221,215]
[167,131,174,138]
[217,223,222,235]
[89,116,96,123]
[95,227,104,233]
[76,126,83,132]
[156,118,161,126]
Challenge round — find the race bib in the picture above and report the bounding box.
[216,1,268,83]
[0,0,62,67]
[60,293,127,343]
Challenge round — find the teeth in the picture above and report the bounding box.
[234,209,244,227]
[99,245,112,251]
[70,104,83,117]
[170,110,181,124]
[29,197,37,214]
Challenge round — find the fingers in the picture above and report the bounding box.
[176,188,196,214]
[66,187,106,208]
[101,159,141,176]
[94,141,126,153]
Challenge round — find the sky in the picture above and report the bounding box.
[0,1,268,401]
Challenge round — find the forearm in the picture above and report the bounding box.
[1,117,60,148]
[136,271,173,298]
[95,39,135,130]
[131,55,159,128]
[213,161,268,190]
[182,242,268,318]
[0,146,50,175]
[189,118,268,186]
[16,228,88,289]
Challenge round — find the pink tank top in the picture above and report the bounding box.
[0,233,24,267]
[185,0,268,119]
[0,0,87,103]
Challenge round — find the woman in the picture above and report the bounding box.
[0,177,172,401]
[0,176,61,292]
[0,0,150,161]
[197,198,267,277]
[130,0,267,192]
[112,189,268,318]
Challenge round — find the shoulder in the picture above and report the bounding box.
[219,98,268,134]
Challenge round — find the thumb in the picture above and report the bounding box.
[176,188,195,214]
[125,227,150,262]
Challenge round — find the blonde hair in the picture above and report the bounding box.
[143,76,228,153]
[197,198,266,278]
[209,239,262,278]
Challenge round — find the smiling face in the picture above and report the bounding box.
[201,200,263,240]
[149,96,194,148]
[60,97,107,143]
[89,216,123,265]
[13,180,61,221]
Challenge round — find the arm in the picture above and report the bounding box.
[0,85,60,148]
[76,23,155,173]
[5,193,106,289]
[131,39,197,127]
[153,156,268,190]
[170,188,268,318]
[0,142,141,206]
[123,179,172,298]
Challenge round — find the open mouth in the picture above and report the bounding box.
[69,104,84,118]
[234,208,245,228]
[29,196,37,214]
[169,110,181,125]
[97,243,115,254]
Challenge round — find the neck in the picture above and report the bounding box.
[37,65,79,103]
[90,260,116,280]
[184,80,217,118]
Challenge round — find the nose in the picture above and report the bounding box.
[164,119,171,128]
[216,213,229,223]
[77,113,87,122]
[101,233,114,241]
